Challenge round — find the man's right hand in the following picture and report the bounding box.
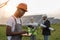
[20,31,28,34]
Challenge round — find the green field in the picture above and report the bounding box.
[0,24,60,40]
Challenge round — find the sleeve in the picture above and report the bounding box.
[49,27,54,31]
[6,17,13,27]
[45,20,51,28]
[40,23,46,28]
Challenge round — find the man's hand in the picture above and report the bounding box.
[20,31,28,34]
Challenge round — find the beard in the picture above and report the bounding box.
[18,13,24,18]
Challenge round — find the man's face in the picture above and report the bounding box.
[42,17,47,20]
[17,8,26,17]
[30,19,34,23]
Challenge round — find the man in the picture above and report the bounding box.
[6,3,28,40]
[27,17,38,40]
[40,15,51,40]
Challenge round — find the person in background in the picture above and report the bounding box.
[40,15,54,40]
[6,3,28,40]
[27,17,38,40]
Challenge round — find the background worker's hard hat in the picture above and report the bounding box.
[30,17,34,22]
[42,14,47,18]
[17,3,27,12]
[30,17,34,20]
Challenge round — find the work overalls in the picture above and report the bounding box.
[11,16,22,40]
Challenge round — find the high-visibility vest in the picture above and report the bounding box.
[28,27,37,35]
[27,22,39,35]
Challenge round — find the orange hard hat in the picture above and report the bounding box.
[17,3,27,12]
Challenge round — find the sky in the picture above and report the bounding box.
[0,0,60,19]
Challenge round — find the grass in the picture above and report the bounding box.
[0,23,60,40]
[0,25,7,40]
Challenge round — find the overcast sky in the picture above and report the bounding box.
[0,0,60,19]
